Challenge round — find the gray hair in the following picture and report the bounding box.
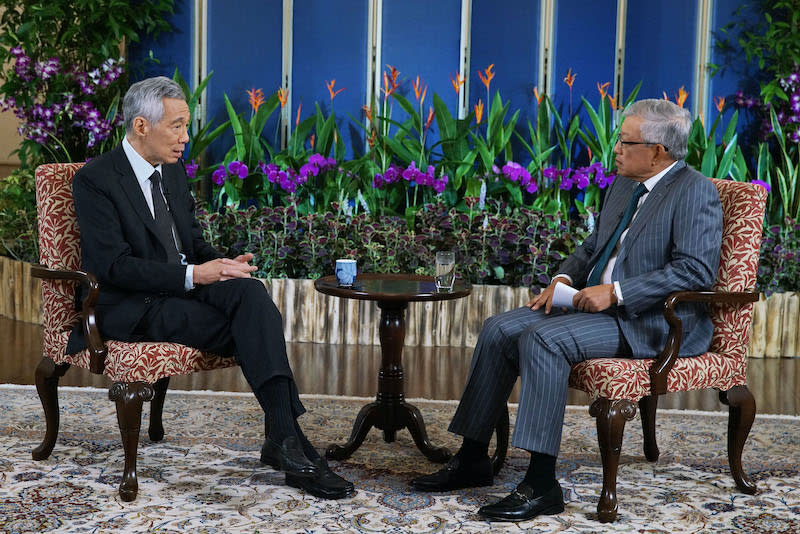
[622,99,692,160]
[122,76,185,133]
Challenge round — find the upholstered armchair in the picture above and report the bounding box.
[494,178,767,522]
[31,163,238,501]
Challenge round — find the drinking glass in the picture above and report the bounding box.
[434,251,456,291]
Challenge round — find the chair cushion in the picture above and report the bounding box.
[44,330,237,383]
[569,351,747,401]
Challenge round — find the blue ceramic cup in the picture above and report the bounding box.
[335,259,357,286]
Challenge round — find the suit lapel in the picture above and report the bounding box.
[614,161,686,266]
[112,145,176,256]
[588,177,638,266]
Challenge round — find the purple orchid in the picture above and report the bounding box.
[228,161,249,179]
[212,165,227,185]
[184,160,199,179]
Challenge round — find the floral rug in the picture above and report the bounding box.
[0,385,798,533]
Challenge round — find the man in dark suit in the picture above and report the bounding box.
[70,76,354,500]
[411,99,723,521]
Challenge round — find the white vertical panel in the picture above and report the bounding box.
[194,0,208,129]
[458,0,472,119]
[538,0,555,97]
[614,0,627,109]
[281,0,294,149]
[693,0,714,120]
[366,0,383,130]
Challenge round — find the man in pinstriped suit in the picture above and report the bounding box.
[411,99,723,521]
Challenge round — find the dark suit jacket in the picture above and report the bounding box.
[66,144,223,354]
[559,161,723,358]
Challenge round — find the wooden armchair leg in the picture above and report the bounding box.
[491,404,510,475]
[32,357,70,461]
[109,382,154,502]
[590,398,637,523]
[638,395,660,462]
[149,377,170,442]
[719,385,757,495]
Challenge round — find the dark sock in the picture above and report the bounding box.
[523,452,557,496]
[294,420,321,461]
[455,437,489,462]
[257,377,298,444]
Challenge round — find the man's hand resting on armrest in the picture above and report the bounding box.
[193,253,257,285]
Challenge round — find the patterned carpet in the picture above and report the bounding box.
[0,385,798,533]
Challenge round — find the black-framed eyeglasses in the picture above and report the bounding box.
[617,140,669,152]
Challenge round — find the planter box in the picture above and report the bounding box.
[0,256,794,356]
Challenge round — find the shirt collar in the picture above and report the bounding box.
[122,136,163,188]
[641,160,678,192]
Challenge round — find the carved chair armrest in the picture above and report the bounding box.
[30,264,108,374]
[648,290,759,396]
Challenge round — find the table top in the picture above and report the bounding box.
[314,273,471,302]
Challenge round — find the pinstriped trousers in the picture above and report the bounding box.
[448,306,631,456]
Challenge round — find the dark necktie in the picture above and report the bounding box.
[149,170,182,264]
[586,182,648,287]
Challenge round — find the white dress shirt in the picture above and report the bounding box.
[122,137,194,290]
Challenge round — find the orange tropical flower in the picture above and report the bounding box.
[387,64,400,86]
[478,63,495,92]
[563,68,576,89]
[608,93,618,109]
[277,88,289,109]
[675,86,688,107]
[663,91,670,101]
[450,72,465,94]
[532,86,543,104]
[247,88,265,113]
[295,101,302,126]
[597,82,610,100]
[474,99,484,124]
[361,105,373,122]
[587,146,593,161]
[326,79,345,101]
[367,129,377,148]
[310,133,315,150]
[714,96,726,112]
[425,106,434,131]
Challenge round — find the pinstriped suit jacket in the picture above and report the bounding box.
[559,161,722,358]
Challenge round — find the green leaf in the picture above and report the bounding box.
[224,94,245,162]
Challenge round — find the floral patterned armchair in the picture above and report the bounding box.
[31,163,238,501]
[494,178,767,522]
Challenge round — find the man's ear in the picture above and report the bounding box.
[131,116,149,137]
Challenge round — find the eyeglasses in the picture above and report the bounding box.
[616,140,670,152]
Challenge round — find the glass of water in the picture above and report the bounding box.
[434,251,456,291]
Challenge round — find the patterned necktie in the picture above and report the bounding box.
[586,182,648,287]
[148,170,182,264]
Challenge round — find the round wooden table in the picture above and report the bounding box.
[314,273,471,463]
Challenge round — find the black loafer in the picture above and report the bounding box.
[410,455,493,492]
[260,436,318,478]
[286,457,356,500]
[478,481,564,522]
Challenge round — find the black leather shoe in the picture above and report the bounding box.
[286,457,356,500]
[478,481,564,522]
[260,436,318,478]
[410,455,493,491]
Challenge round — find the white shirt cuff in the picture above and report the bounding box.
[185,265,195,291]
[554,273,573,285]
[613,280,624,305]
